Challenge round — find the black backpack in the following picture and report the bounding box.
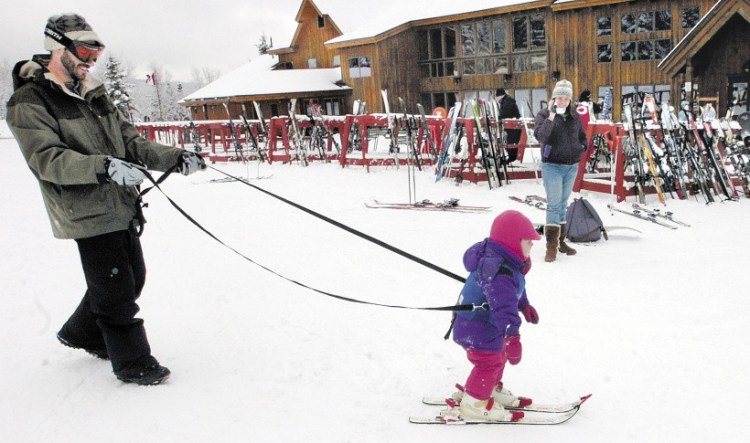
[565,198,608,242]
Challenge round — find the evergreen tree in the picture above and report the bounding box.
[0,59,12,120]
[103,55,135,122]
[256,33,272,55]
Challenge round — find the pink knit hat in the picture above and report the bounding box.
[489,210,541,259]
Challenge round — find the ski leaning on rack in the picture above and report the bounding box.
[365,199,490,213]
[410,394,591,425]
[607,204,677,229]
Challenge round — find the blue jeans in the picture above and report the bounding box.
[542,163,579,225]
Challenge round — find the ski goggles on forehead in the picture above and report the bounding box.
[45,27,104,62]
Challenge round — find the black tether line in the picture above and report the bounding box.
[136,166,474,313]
[207,166,468,283]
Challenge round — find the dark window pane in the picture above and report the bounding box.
[621,42,636,61]
[513,17,528,50]
[654,39,671,59]
[637,40,654,60]
[445,26,456,58]
[655,11,671,31]
[430,29,443,59]
[637,12,654,32]
[621,14,636,34]
[445,61,455,76]
[597,44,612,62]
[597,16,612,36]
[682,7,700,28]
[530,14,546,48]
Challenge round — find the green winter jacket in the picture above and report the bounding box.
[7,55,183,239]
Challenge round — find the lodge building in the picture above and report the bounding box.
[181,0,750,122]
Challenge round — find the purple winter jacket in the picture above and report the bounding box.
[452,239,531,352]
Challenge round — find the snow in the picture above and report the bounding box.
[181,54,349,102]
[1,129,748,442]
[321,0,532,45]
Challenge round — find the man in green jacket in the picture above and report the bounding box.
[6,13,206,385]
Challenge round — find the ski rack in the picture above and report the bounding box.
[572,120,747,203]
[266,115,344,164]
[134,114,747,201]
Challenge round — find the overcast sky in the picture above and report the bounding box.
[1,0,352,81]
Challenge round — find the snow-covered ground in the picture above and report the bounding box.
[1,130,748,442]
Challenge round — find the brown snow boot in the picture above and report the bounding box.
[558,223,577,256]
[544,224,560,262]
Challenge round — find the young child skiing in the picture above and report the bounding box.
[448,210,541,422]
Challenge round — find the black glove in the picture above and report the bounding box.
[106,157,147,186]
[179,151,206,176]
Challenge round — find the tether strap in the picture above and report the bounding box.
[136,166,474,313]
[208,166,468,283]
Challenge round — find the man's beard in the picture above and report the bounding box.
[61,50,88,82]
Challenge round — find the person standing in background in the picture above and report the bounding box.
[533,80,587,262]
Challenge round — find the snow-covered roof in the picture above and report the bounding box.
[322,0,537,46]
[181,54,350,102]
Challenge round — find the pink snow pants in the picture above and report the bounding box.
[464,349,508,400]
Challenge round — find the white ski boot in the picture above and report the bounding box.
[492,382,533,408]
[449,383,532,408]
[458,393,523,422]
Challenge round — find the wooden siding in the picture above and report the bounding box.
[277,0,342,69]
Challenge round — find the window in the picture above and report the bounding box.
[477,21,491,55]
[621,14,637,34]
[308,58,317,68]
[621,42,637,61]
[318,15,325,28]
[492,19,506,53]
[445,27,457,58]
[430,28,443,59]
[461,24,475,56]
[621,84,670,110]
[348,57,371,78]
[597,44,613,63]
[510,14,547,72]
[622,39,672,62]
[682,6,700,29]
[655,11,672,31]
[654,40,671,59]
[597,16,612,36]
[333,55,340,67]
[512,17,528,50]
[513,53,547,72]
[623,10,672,34]
[515,88,548,117]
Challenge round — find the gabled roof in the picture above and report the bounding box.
[270,0,343,55]
[325,0,543,47]
[659,0,750,77]
[181,54,350,103]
